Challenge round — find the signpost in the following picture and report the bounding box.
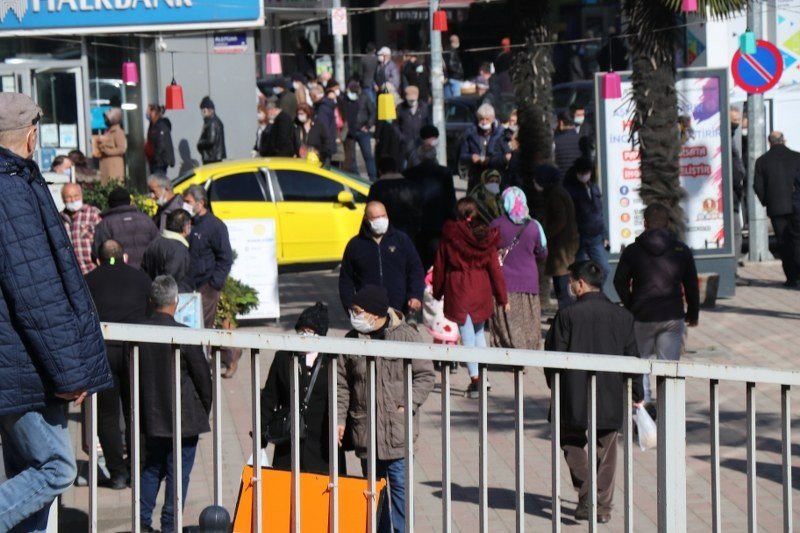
[731,39,784,94]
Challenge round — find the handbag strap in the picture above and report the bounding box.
[300,354,325,412]
[504,219,531,254]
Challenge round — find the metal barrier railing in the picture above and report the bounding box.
[88,322,800,533]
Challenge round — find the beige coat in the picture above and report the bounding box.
[97,124,127,184]
[337,309,435,461]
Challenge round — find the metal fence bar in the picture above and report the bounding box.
[746,382,756,533]
[710,379,721,533]
[130,344,141,533]
[657,376,687,533]
[551,371,561,533]
[479,365,489,533]
[212,348,223,506]
[290,354,301,532]
[623,377,633,533]
[587,372,597,532]
[404,359,414,533]
[250,349,262,533]
[366,356,377,533]
[781,384,792,533]
[88,393,98,533]
[441,363,452,533]
[171,346,183,533]
[328,355,340,533]
[514,368,524,533]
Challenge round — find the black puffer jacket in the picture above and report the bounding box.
[564,169,606,239]
[613,228,700,323]
[197,115,226,163]
[141,232,194,292]
[188,212,233,291]
[146,117,175,169]
[93,205,160,269]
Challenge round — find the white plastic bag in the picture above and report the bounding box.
[635,405,657,451]
[246,448,271,468]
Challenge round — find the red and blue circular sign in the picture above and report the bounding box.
[731,39,784,94]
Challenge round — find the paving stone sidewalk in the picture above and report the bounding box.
[60,262,800,531]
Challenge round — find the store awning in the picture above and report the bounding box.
[379,0,474,9]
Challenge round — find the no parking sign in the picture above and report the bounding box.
[731,39,784,94]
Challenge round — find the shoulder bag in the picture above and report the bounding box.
[264,354,324,445]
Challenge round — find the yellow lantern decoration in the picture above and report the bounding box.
[377,93,397,121]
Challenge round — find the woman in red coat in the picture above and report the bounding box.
[433,197,509,398]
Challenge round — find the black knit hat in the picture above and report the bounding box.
[351,285,389,317]
[295,302,329,336]
[200,96,215,110]
[108,187,131,208]
[419,124,439,140]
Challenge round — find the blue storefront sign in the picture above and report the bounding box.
[0,0,263,34]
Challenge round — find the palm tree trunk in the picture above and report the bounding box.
[625,0,686,237]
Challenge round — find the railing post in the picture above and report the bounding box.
[587,372,597,533]
[88,392,98,533]
[328,355,340,533]
[746,382,757,533]
[404,359,414,533]
[212,348,223,507]
[170,346,184,533]
[781,384,792,533]
[478,364,489,533]
[130,344,141,533]
[366,356,377,533]
[514,367,524,533]
[551,371,561,533]
[657,375,687,533]
[290,353,301,532]
[623,377,633,533]
[710,379,721,533]
[250,349,262,533]
[441,362,452,533]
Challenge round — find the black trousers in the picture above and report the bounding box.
[771,215,797,283]
[97,342,131,479]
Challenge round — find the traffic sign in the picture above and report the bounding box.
[731,39,784,94]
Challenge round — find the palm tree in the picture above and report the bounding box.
[624,0,747,237]
[509,0,555,197]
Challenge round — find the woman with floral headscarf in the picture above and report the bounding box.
[489,187,548,350]
[468,168,503,225]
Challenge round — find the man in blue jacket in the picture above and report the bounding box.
[339,201,425,317]
[0,93,112,531]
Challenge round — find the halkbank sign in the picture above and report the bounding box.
[0,0,263,34]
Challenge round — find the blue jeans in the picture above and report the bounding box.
[552,275,575,310]
[577,234,610,282]
[363,86,377,105]
[140,436,199,533]
[346,130,377,181]
[458,314,486,378]
[0,404,77,533]
[361,458,406,533]
[443,79,462,98]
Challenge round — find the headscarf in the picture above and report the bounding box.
[501,186,530,225]
[468,169,502,224]
[501,186,548,249]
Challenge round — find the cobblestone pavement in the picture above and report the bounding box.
[60,262,800,531]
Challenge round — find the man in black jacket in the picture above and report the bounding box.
[343,82,377,180]
[141,209,194,292]
[546,260,644,524]
[554,110,583,176]
[85,240,152,490]
[197,96,226,164]
[613,203,699,404]
[183,185,237,377]
[264,101,296,157]
[93,186,160,269]
[754,131,800,286]
[138,275,212,533]
[149,174,185,231]
[395,85,432,169]
[403,141,456,269]
[339,201,425,315]
[368,157,422,242]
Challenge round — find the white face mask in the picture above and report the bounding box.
[297,114,308,123]
[574,115,585,126]
[430,138,440,147]
[182,203,195,217]
[369,216,389,235]
[334,88,342,97]
[577,173,592,184]
[347,91,358,101]
[484,182,500,194]
[350,311,376,333]
[65,200,83,212]
[508,124,519,133]
[156,194,168,207]
[273,87,283,95]
[479,121,492,131]
[406,98,417,107]
[298,331,318,338]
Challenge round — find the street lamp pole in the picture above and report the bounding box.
[746,0,770,262]
[429,0,448,165]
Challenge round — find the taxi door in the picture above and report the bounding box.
[269,167,359,263]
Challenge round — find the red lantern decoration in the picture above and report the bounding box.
[432,10,448,32]
[681,0,698,12]
[165,80,184,110]
[121,61,139,86]
[602,72,622,100]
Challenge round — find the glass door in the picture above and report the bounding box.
[0,61,87,172]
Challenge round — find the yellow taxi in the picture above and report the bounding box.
[173,157,371,265]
